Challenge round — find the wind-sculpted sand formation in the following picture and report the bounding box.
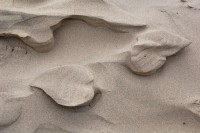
[185,99,200,119]
[31,65,98,107]
[0,92,25,127]
[30,29,191,108]
[126,30,191,75]
[1,0,200,133]
[0,0,145,52]
[95,30,191,75]
[182,0,200,10]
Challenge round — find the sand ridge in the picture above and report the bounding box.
[0,0,146,52]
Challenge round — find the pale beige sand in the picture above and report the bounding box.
[183,0,200,10]
[30,65,97,107]
[0,0,200,133]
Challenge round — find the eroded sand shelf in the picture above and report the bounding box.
[0,0,146,52]
[0,0,200,133]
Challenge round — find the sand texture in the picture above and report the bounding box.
[0,0,145,52]
[0,0,200,133]
[126,30,191,75]
[0,91,31,128]
[31,65,96,107]
[35,123,72,133]
[183,0,200,10]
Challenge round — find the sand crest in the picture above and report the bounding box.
[0,0,145,52]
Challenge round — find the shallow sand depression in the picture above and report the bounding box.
[0,0,200,133]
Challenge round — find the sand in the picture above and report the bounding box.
[0,0,200,133]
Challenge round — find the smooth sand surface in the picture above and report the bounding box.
[0,0,200,133]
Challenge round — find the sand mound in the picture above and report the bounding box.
[97,30,191,75]
[30,65,97,107]
[126,30,191,75]
[0,13,63,52]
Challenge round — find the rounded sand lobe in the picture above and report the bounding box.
[126,30,191,75]
[30,65,96,107]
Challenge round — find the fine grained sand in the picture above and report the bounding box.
[0,0,200,133]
